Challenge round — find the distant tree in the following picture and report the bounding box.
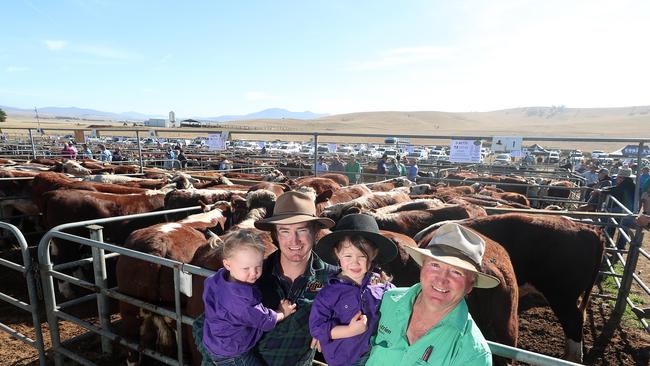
[0,108,6,122]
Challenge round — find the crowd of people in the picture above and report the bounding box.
[59,141,188,168]
[193,191,499,366]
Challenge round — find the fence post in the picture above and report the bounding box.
[612,226,644,321]
[87,224,113,354]
[136,130,144,174]
[28,128,37,159]
[313,133,319,176]
[633,141,644,213]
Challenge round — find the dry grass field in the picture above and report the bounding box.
[3,105,650,152]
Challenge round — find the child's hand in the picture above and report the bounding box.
[278,299,297,318]
[347,311,368,336]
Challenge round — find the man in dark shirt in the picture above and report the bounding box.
[253,191,338,366]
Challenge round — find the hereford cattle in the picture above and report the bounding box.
[314,184,373,214]
[31,172,147,211]
[293,176,341,195]
[478,189,531,207]
[414,213,604,362]
[247,182,291,197]
[319,190,411,221]
[367,177,413,192]
[319,173,349,187]
[116,203,231,365]
[41,188,172,298]
[379,229,519,359]
[371,198,444,215]
[164,188,248,211]
[364,203,487,237]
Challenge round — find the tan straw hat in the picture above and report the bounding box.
[254,191,335,231]
[403,223,500,289]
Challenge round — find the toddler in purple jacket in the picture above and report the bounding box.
[202,229,296,365]
[310,214,398,366]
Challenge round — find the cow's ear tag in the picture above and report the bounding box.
[179,271,193,297]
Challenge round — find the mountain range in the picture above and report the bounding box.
[0,105,328,122]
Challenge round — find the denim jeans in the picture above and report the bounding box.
[210,351,263,366]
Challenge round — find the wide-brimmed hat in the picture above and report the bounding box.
[403,223,500,289]
[254,191,335,231]
[315,214,398,265]
[617,167,632,178]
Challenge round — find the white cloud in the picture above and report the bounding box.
[6,66,30,72]
[44,40,67,50]
[245,91,280,101]
[347,46,453,71]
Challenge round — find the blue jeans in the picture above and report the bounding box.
[210,351,263,366]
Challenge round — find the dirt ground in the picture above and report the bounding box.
[0,234,648,366]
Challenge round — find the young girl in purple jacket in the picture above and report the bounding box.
[202,229,296,365]
[310,214,397,366]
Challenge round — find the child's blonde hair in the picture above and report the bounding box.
[222,229,266,259]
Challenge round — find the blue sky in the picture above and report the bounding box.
[2,0,649,117]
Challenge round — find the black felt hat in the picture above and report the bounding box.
[316,213,398,265]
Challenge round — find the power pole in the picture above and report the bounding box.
[34,107,41,132]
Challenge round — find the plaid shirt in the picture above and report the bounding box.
[255,251,338,366]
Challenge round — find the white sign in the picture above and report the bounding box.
[491,136,522,153]
[450,139,482,163]
[327,143,337,153]
[207,133,226,151]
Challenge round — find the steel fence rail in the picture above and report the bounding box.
[0,222,46,366]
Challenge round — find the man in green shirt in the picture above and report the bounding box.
[345,156,363,184]
[366,223,500,366]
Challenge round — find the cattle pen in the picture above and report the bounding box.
[0,127,648,365]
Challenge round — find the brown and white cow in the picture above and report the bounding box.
[116,203,231,365]
[320,190,411,221]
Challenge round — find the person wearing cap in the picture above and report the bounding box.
[366,223,500,366]
[315,156,329,174]
[582,165,599,187]
[309,214,397,366]
[252,191,339,366]
[580,168,612,211]
[98,144,112,162]
[597,167,636,249]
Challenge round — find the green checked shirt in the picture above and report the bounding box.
[255,251,338,366]
[366,284,492,366]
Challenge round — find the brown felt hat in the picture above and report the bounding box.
[254,191,335,231]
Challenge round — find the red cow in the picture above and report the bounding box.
[293,176,341,195]
[116,203,231,365]
[365,203,487,237]
[320,191,411,221]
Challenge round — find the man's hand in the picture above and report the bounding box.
[310,337,321,352]
[347,311,368,336]
[278,299,297,318]
[636,214,650,230]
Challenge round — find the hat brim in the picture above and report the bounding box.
[315,229,398,265]
[403,245,500,289]
[254,214,335,231]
